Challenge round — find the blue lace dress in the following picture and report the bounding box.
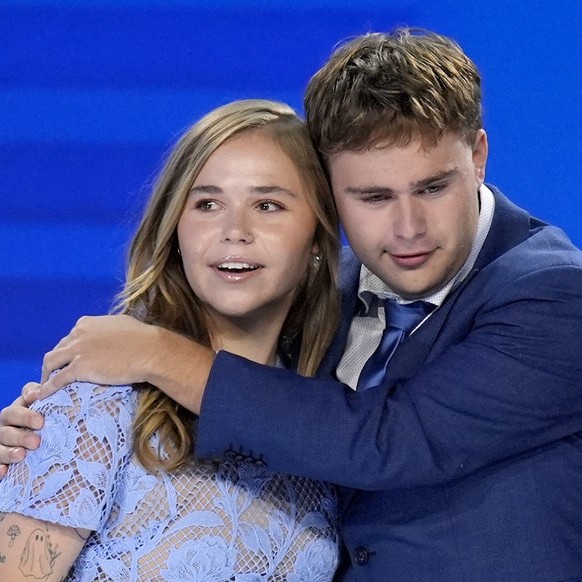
[0,382,339,581]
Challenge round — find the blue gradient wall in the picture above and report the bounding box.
[1,0,581,407]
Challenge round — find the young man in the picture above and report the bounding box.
[2,29,582,580]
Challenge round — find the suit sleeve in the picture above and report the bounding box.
[196,261,582,490]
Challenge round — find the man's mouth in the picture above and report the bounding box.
[390,251,434,268]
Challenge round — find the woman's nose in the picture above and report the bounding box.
[221,212,254,243]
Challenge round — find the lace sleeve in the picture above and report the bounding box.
[0,382,135,532]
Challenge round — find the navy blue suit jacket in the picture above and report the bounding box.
[197,187,582,581]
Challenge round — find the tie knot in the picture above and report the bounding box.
[385,300,433,334]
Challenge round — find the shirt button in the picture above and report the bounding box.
[354,546,370,566]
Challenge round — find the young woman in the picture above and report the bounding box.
[0,99,341,581]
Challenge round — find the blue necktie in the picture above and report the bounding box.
[357,300,434,391]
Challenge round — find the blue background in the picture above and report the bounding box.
[1,0,581,408]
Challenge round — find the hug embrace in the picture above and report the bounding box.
[1,28,582,582]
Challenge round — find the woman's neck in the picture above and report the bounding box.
[209,315,283,366]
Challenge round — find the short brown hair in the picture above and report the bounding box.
[304,28,482,155]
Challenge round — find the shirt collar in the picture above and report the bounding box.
[357,184,496,312]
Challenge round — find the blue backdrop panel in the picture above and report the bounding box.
[0,2,412,403]
[1,1,581,408]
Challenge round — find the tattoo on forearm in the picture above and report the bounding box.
[0,552,6,563]
[19,527,61,580]
[73,528,89,542]
[7,523,21,546]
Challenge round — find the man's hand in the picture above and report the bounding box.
[0,315,214,479]
[37,315,156,396]
[0,390,44,478]
[32,314,213,414]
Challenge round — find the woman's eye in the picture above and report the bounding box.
[195,199,219,211]
[258,200,283,212]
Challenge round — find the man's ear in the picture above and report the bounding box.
[473,129,488,184]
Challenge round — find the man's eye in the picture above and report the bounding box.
[363,194,389,204]
[420,184,445,195]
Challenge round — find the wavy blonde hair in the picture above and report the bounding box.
[113,100,340,472]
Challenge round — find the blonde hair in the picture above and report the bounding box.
[113,100,340,472]
[305,28,482,154]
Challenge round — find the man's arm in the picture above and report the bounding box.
[196,264,582,489]
[0,513,89,581]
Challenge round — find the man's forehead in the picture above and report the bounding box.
[328,142,461,173]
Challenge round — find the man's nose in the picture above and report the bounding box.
[393,197,426,241]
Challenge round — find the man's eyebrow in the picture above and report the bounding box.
[344,169,458,196]
[345,186,395,196]
[411,169,456,189]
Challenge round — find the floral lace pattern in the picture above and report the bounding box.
[0,382,339,581]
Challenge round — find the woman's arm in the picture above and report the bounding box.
[0,315,212,479]
[0,512,89,581]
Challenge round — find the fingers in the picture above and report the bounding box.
[41,344,75,384]
[0,441,32,460]
[0,392,43,429]
[0,392,44,475]
[37,366,79,400]
[0,445,28,479]
[40,317,95,383]
[0,422,41,448]
[21,382,41,405]
[0,420,42,446]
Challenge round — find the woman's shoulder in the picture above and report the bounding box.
[29,382,138,461]
[0,383,138,532]
[31,381,137,419]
